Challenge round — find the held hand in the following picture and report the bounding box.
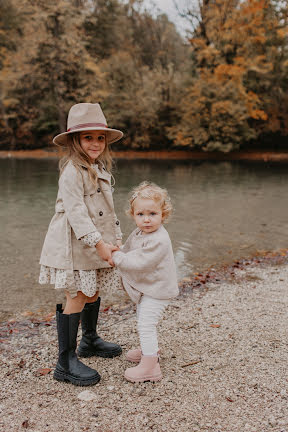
[107,243,120,266]
[96,240,116,266]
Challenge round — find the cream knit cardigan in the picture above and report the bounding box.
[112,225,179,303]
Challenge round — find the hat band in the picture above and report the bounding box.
[67,123,108,132]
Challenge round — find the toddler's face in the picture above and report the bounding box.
[132,198,163,234]
[80,131,106,162]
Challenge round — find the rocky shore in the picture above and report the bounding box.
[1,259,288,432]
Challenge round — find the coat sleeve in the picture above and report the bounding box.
[112,238,165,272]
[59,164,101,240]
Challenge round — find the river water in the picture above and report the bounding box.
[1,158,287,320]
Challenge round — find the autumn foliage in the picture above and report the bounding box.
[170,0,288,151]
[0,0,287,152]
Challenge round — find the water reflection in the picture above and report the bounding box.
[1,158,288,319]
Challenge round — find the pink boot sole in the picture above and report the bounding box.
[124,370,162,383]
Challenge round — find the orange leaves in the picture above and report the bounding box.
[250,109,268,121]
[246,91,268,120]
[173,0,288,152]
[211,100,233,117]
[277,28,288,39]
[214,65,245,83]
[240,0,268,18]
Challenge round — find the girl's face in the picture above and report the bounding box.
[132,197,163,234]
[79,131,106,162]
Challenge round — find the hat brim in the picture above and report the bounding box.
[53,127,123,147]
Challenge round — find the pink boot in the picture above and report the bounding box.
[124,355,162,383]
[126,348,142,363]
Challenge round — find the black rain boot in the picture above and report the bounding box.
[53,304,101,386]
[78,297,122,358]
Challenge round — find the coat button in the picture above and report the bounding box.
[97,187,101,193]
[116,220,120,225]
[99,211,103,216]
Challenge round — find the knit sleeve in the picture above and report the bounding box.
[112,238,165,272]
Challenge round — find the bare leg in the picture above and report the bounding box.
[85,291,99,304]
[63,291,87,314]
[63,291,100,314]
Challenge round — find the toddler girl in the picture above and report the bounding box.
[112,182,179,382]
[39,102,123,386]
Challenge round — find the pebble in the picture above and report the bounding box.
[77,390,97,402]
[268,415,277,427]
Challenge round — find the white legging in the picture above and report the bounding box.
[136,295,169,356]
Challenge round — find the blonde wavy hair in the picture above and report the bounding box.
[58,132,113,184]
[127,181,173,222]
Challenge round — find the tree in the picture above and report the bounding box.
[0,0,22,148]
[7,0,105,148]
[170,0,288,151]
[0,0,188,149]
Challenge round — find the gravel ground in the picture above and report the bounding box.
[1,263,288,432]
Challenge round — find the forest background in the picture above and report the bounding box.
[0,0,287,153]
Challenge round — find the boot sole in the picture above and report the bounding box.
[53,369,101,386]
[124,373,162,383]
[78,347,122,359]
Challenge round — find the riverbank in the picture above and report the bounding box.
[1,149,288,161]
[1,254,288,431]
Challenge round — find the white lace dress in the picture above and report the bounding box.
[39,232,121,298]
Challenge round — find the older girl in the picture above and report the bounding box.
[39,103,123,386]
[112,182,179,383]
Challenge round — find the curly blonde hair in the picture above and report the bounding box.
[59,132,113,185]
[127,181,173,222]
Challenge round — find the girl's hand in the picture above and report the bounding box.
[96,240,118,266]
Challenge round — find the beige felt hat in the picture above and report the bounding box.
[53,103,123,146]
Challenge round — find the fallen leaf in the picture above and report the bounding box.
[22,420,29,428]
[34,367,52,376]
[225,397,234,402]
[18,359,26,368]
[21,311,34,317]
[181,360,202,368]
[210,324,221,328]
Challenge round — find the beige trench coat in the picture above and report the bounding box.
[39,161,122,273]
